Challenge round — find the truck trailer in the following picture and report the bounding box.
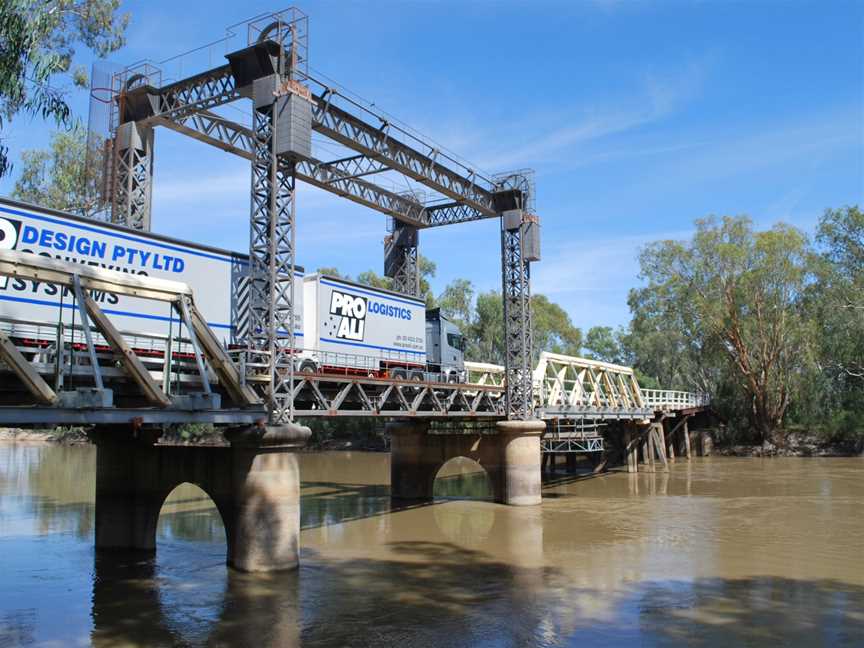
[298,274,465,381]
[0,197,466,383]
[0,197,300,350]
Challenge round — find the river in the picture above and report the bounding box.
[0,444,861,646]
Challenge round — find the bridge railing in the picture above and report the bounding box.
[642,389,710,410]
[0,249,261,424]
[464,361,506,387]
[532,352,647,414]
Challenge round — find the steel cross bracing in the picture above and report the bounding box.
[152,111,429,227]
[384,219,420,296]
[114,60,499,231]
[105,15,538,422]
[289,374,503,417]
[501,219,533,419]
[385,242,419,295]
[154,64,240,121]
[248,81,297,423]
[110,122,154,230]
[541,436,604,454]
[533,352,653,419]
[308,88,498,215]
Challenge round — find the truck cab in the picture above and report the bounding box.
[425,308,466,382]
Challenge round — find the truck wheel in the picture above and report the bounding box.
[446,372,458,384]
[391,368,407,381]
[409,369,424,382]
[299,360,317,375]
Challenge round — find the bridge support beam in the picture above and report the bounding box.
[389,419,545,506]
[90,422,310,572]
[624,423,640,473]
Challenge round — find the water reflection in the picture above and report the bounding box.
[1,445,863,646]
[90,551,299,647]
[433,456,493,500]
[158,483,227,544]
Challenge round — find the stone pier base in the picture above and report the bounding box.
[389,419,545,506]
[90,423,310,572]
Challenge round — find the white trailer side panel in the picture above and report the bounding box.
[303,274,425,369]
[0,199,303,347]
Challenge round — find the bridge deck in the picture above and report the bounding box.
[0,250,707,428]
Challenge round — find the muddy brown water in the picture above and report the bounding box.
[0,444,861,646]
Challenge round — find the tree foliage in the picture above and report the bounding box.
[631,216,815,441]
[0,0,129,176]
[804,206,864,437]
[356,255,437,307]
[584,326,628,364]
[11,126,103,215]
[315,266,347,279]
[435,280,581,366]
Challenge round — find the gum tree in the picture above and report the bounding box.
[0,0,129,176]
[632,216,815,441]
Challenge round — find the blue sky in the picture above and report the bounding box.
[1,0,862,332]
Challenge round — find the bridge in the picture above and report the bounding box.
[0,245,709,570]
[0,9,710,573]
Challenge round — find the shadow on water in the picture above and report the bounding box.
[299,469,493,531]
[89,551,301,647]
[299,480,435,531]
[5,446,864,647]
[85,542,864,648]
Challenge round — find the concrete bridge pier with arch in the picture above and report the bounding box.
[90,422,310,572]
[388,419,547,506]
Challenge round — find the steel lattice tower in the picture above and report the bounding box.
[97,9,542,423]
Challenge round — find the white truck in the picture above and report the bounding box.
[0,197,465,382]
[0,196,302,352]
[299,273,428,379]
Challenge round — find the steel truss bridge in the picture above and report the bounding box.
[0,249,707,456]
[99,8,538,424]
[0,10,709,443]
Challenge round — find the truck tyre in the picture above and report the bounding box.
[409,369,424,382]
[391,368,407,381]
[299,360,318,375]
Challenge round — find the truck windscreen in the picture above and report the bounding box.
[447,333,465,351]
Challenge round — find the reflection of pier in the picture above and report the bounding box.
[0,250,711,573]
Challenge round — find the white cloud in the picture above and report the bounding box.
[622,105,862,197]
[474,57,710,171]
[532,227,697,330]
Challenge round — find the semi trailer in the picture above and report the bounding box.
[298,274,465,381]
[0,197,466,382]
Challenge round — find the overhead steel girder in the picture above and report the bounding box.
[154,110,489,229]
[155,110,429,227]
[424,201,488,227]
[295,157,427,227]
[320,154,389,180]
[148,64,241,122]
[132,59,499,220]
[310,91,498,215]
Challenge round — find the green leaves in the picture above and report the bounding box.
[434,279,582,366]
[631,215,818,440]
[806,207,864,437]
[0,0,129,176]
[11,126,104,216]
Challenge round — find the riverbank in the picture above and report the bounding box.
[0,427,387,451]
[0,427,89,444]
[713,431,863,458]
[3,427,860,457]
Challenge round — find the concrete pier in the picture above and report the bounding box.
[389,419,545,506]
[90,422,310,572]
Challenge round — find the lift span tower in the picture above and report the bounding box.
[96,8,540,424]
